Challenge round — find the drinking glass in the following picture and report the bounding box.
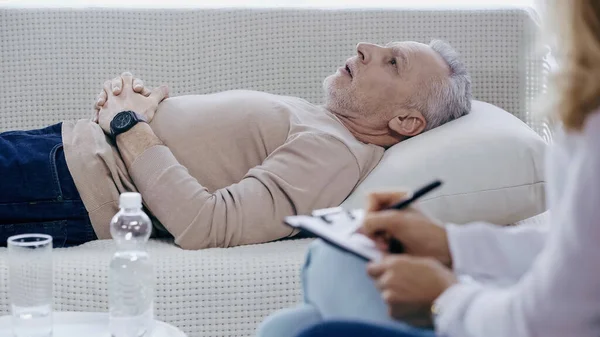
[8,234,53,337]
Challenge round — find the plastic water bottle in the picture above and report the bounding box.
[109,192,154,337]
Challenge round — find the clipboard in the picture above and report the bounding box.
[284,207,383,262]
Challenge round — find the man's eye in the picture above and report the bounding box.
[390,59,397,67]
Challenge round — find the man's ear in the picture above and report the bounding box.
[388,110,426,137]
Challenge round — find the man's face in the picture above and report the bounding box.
[324,41,449,127]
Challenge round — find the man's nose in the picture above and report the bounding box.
[356,42,380,64]
[356,42,386,64]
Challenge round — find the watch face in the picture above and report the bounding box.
[113,112,133,130]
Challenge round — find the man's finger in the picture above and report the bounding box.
[367,191,410,212]
[95,91,107,110]
[150,85,169,104]
[120,72,134,91]
[141,87,152,97]
[133,78,144,93]
[111,76,123,95]
[99,90,107,103]
[103,80,113,99]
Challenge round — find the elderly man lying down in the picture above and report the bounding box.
[0,40,471,249]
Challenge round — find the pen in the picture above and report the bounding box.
[383,179,443,254]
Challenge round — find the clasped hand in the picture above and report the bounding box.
[92,72,169,134]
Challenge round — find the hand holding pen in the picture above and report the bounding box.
[359,180,452,267]
[359,180,457,323]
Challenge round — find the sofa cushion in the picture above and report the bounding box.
[341,100,547,225]
[0,213,548,337]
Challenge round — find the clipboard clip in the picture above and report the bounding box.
[311,207,356,224]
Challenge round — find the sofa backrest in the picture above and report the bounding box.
[0,7,546,134]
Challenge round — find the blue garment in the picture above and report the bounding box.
[256,240,436,337]
[296,320,436,337]
[0,123,96,247]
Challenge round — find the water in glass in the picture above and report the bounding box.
[8,234,53,337]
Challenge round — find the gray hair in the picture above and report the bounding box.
[414,40,472,131]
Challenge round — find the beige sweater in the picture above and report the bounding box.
[62,90,384,249]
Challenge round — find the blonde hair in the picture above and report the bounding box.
[546,0,600,130]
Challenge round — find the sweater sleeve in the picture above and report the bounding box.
[446,220,548,285]
[128,132,360,249]
[434,113,600,337]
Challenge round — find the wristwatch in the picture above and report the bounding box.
[110,110,147,139]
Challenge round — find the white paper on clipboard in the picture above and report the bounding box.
[284,208,383,262]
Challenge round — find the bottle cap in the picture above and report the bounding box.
[119,192,142,209]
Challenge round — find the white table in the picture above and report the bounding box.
[0,311,187,337]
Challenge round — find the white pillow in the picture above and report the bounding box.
[341,100,547,225]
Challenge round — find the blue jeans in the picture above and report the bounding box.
[256,240,436,337]
[0,123,96,247]
[297,320,435,337]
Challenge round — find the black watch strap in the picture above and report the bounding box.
[110,110,147,139]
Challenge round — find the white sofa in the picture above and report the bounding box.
[0,6,547,337]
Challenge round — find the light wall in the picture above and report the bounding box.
[0,0,535,8]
